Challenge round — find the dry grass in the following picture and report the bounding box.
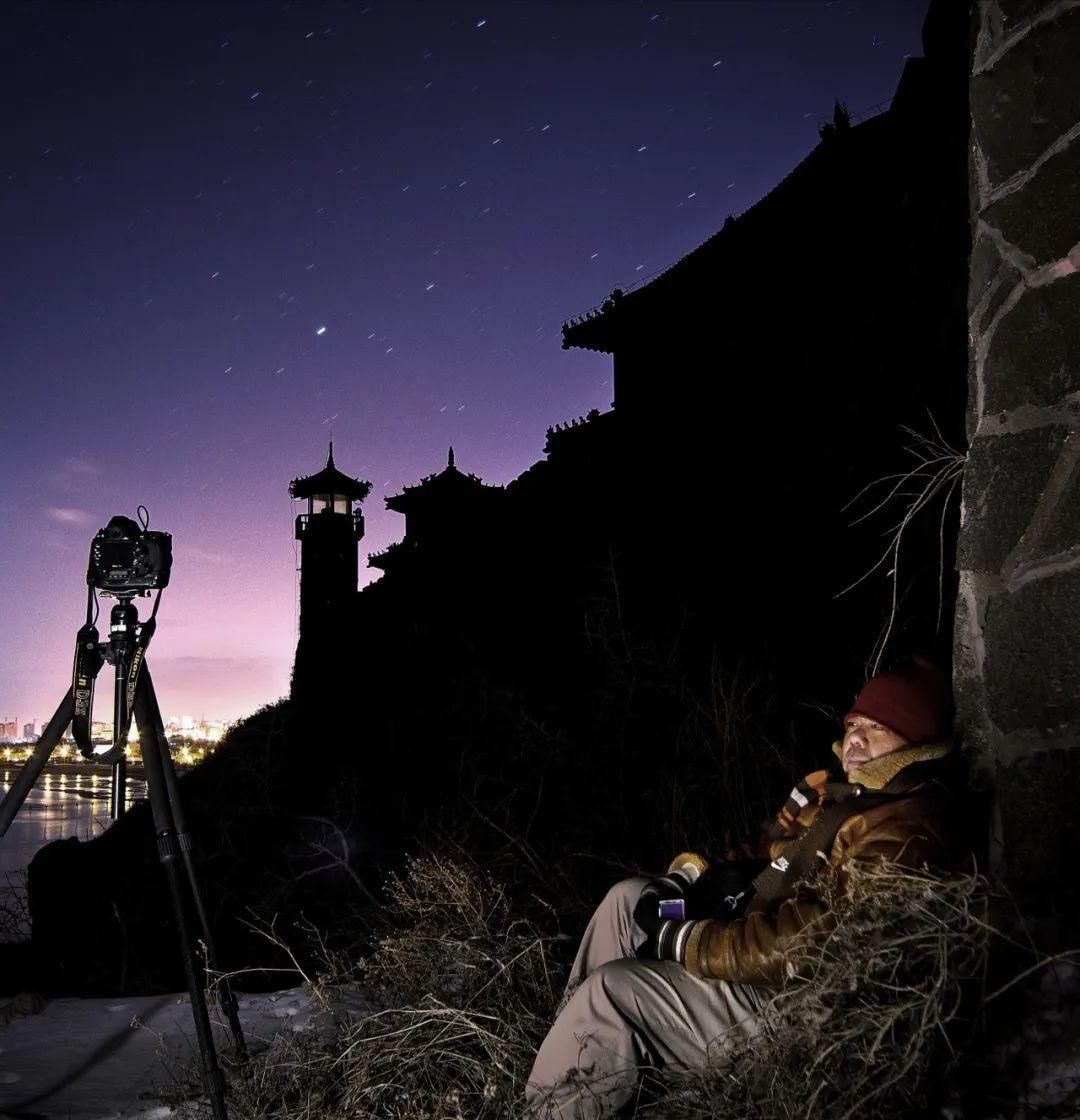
[643,861,991,1120]
[169,858,998,1120]
[219,853,563,1120]
[0,870,29,943]
[837,419,966,675]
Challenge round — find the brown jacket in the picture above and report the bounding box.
[676,742,958,988]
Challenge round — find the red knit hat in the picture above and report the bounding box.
[843,657,952,745]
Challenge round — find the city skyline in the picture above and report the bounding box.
[0,714,233,733]
[2,1,928,724]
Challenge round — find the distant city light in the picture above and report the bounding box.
[0,714,233,769]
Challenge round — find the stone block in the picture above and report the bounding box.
[966,347,979,443]
[970,234,1001,300]
[1036,451,1080,555]
[997,0,1058,33]
[952,572,983,687]
[995,746,1080,924]
[968,233,1022,337]
[983,143,1080,266]
[969,234,1001,303]
[984,567,1080,731]
[971,8,1080,186]
[952,576,994,774]
[983,272,1080,413]
[958,426,1067,571]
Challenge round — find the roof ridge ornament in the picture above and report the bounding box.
[448,446,455,469]
[289,444,372,502]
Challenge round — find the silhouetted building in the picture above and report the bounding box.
[290,0,968,724]
[294,0,970,716]
[559,0,969,692]
[369,448,506,580]
[290,443,370,622]
[289,443,371,700]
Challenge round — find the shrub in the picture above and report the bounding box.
[223,853,563,1120]
[642,861,990,1120]
[191,859,994,1120]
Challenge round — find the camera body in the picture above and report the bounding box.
[88,516,172,596]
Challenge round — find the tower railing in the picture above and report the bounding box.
[295,510,364,539]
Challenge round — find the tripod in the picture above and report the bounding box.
[0,588,245,1120]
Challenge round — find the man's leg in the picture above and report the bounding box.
[526,957,765,1120]
[565,876,650,993]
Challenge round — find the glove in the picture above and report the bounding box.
[632,870,694,939]
[655,918,697,965]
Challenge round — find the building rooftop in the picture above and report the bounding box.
[289,442,372,502]
[385,448,505,514]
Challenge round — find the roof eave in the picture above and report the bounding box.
[561,319,617,353]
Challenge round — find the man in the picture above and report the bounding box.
[525,657,960,1118]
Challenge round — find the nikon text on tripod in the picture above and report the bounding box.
[0,507,244,1120]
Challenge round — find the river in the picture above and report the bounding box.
[0,767,147,940]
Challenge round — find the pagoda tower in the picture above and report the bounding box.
[289,442,371,637]
[369,447,505,577]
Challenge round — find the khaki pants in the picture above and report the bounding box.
[524,877,766,1119]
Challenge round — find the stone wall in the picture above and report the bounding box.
[958,0,1080,939]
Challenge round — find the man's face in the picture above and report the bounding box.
[841,714,908,775]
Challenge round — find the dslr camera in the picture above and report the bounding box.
[87,515,172,596]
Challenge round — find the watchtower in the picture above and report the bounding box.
[289,443,371,632]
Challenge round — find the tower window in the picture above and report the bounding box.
[310,494,350,514]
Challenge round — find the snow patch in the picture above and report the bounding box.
[0,984,348,1119]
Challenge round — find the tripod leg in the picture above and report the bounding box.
[136,666,247,1059]
[110,755,128,820]
[111,646,128,819]
[133,679,231,1120]
[0,691,74,839]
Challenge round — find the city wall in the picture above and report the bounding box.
[957,0,1080,937]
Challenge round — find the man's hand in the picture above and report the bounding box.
[632,873,690,938]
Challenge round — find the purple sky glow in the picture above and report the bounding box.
[1,1,927,726]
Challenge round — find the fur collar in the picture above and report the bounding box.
[830,740,953,791]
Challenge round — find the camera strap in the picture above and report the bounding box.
[70,589,163,760]
[71,623,104,758]
[748,789,894,909]
[71,588,105,758]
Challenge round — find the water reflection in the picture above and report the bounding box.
[1,767,145,875]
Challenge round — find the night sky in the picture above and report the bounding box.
[2,1,927,727]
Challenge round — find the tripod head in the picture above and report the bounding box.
[72,508,172,761]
